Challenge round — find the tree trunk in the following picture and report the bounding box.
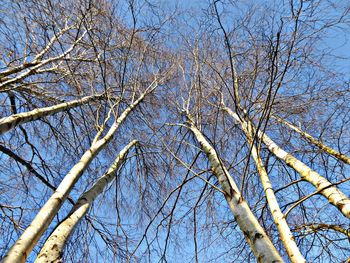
[241,121,305,262]
[186,115,283,263]
[273,116,350,165]
[0,94,103,135]
[35,140,137,263]
[223,106,350,219]
[2,82,157,263]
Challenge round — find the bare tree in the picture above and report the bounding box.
[35,140,138,263]
[0,0,349,262]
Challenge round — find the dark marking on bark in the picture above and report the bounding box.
[80,197,88,203]
[52,244,59,251]
[243,230,250,239]
[224,191,231,201]
[338,203,345,211]
[54,197,63,205]
[253,232,263,242]
[316,181,323,188]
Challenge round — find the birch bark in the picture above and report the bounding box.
[35,140,137,263]
[186,115,283,263]
[243,123,305,262]
[223,106,350,219]
[0,94,103,135]
[1,81,157,263]
[273,116,350,165]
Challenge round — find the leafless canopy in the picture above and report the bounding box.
[0,0,349,262]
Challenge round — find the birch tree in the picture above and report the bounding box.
[185,113,283,262]
[223,106,350,219]
[230,111,305,262]
[273,116,350,165]
[2,80,159,263]
[0,0,349,262]
[0,94,104,135]
[1,0,172,261]
[35,140,138,263]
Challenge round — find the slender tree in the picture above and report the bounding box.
[273,116,350,165]
[2,80,158,263]
[0,94,104,135]
[0,0,349,262]
[223,105,350,219]
[35,140,137,263]
[185,113,283,262]
[236,114,305,262]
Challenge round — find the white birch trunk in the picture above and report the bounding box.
[0,94,103,135]
[273,116,350,165]
[243,122,305,262]
[187,116,283,263]
[223,106,350,219]
[34,140,137,263]
[2,82,157,263]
